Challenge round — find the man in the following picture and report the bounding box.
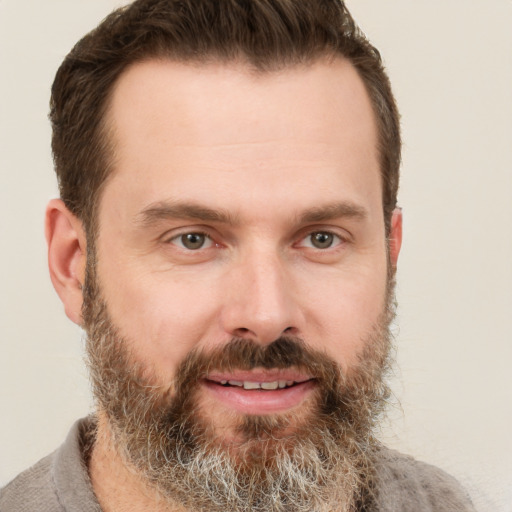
[0,1,476,511]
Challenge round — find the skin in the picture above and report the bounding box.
[45,57,402,511]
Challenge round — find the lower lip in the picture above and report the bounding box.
[202,380,316,415]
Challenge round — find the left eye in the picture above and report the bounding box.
[171,232,213,250]
[301,231,342,249]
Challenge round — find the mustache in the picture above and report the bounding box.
[175,336,340,387]
[167,337,348,427]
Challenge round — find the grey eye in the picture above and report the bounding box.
[310,232,335,249]
[180,233,207,250]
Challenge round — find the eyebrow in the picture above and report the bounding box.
[136,199,367,229]
[136,200,238,227]
[298,202,368,224]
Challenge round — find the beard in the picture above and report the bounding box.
[82,264,395,512]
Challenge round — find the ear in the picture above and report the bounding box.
[389,207,402,270]
[45,199,87,326]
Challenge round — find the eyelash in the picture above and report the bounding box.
[297,230,345,250]
[167,231,215,251]
[165,228,347,252]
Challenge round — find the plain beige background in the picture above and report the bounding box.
[1,1,511,510]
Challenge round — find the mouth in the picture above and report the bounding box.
[202,370,316,415]
[216,379,304,390]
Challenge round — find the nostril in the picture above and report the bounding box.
[229,326,299,344]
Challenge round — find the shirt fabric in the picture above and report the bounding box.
[0,417,475,511]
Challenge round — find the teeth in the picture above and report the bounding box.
[220,379,297,389]
[260,381,279,390]
[243,381,261,390]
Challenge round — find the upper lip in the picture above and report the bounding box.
[205,369,313,384]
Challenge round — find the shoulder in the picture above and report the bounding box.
[373,446,476,511]
[0,418,99,512]
[0,451,64,512]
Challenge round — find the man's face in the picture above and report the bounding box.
[84,58,397,509]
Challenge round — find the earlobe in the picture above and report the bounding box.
[45,199,87,326]
[389,207,403,270]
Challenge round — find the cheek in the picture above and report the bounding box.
[300,261,389,368]
[100,268,222,382]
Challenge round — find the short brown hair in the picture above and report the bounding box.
[50,0,400,235]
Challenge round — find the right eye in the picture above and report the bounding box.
[169,232,213,250]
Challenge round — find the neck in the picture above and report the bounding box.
[89,413,186,512]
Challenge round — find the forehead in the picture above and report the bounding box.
[107,57,377,151]
[103,57,380,219]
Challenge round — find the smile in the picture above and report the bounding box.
[218,380,298,390]
[203,371,316,414]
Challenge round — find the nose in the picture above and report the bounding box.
[220,251,303,344]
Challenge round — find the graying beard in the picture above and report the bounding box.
[142,428,365,512]
[83,269,394,512]
[100,384,370,512]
